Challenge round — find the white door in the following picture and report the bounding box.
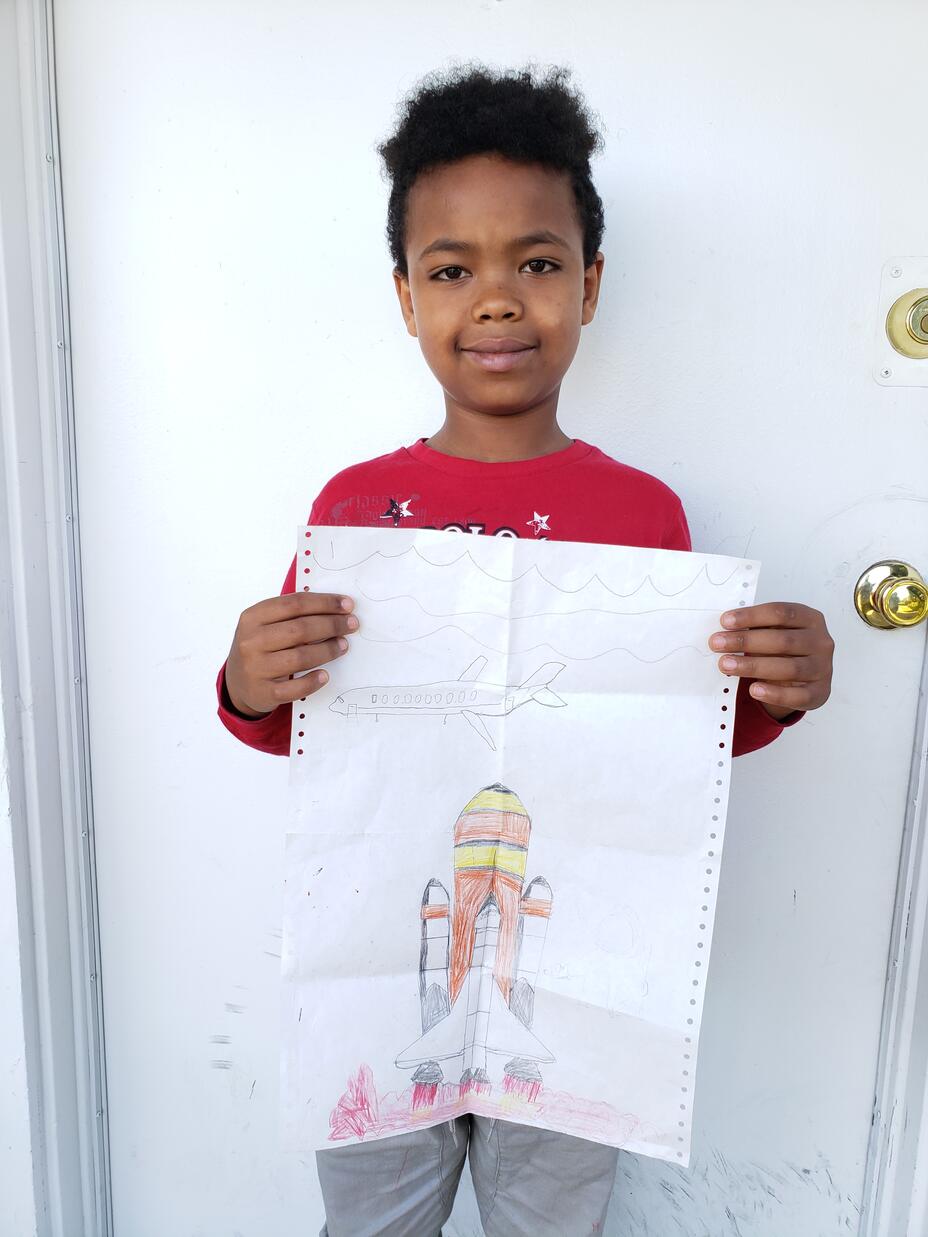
[52,1,927,1233]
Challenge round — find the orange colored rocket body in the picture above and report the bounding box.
[448,787,532,1005]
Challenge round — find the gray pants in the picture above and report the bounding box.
[316,1116,619,1236]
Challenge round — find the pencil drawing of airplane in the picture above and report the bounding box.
[328,657,566,750]
[395,783,554,1107]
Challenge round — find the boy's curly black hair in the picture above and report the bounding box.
[377,62,606,277]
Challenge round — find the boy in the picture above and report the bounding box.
[217,64,833,1237]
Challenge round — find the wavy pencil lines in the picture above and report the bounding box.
[355,629,711,664]
[311,540,743,596]
[356,586,722,621]
[312,544,413,571]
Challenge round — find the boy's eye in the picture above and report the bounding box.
[431,259,560,281]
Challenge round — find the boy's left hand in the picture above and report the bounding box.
[708,603,834,720]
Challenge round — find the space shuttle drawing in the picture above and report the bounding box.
[396,784,554,1108]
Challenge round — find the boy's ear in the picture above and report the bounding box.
[581,251,605,325]
[392,268,418,338]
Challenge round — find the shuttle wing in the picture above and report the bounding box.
[396,993,468,1068]
[396,979,554,1071]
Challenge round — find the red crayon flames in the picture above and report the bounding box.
[503,1073,541,1103]
[329,1064,380,1139]
[460,1074,492,1097]
[328,1064,645,1149]
[411,1082,438,1110]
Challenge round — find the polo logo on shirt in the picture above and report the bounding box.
[428,522,522,538]
[371,504,548,540]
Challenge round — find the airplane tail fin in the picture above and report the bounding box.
[518,662,566,707]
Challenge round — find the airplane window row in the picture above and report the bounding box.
[370,690,479,705]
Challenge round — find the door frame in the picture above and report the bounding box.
[0,1,110,1233]
[1,2,926,1234]
[861,643,928,1237]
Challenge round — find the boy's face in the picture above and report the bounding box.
[394,154,603,422]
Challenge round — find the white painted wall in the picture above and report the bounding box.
[29,0,928,1233]
[0,658,38,1237]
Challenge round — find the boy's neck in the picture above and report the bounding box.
[425,406,573,463]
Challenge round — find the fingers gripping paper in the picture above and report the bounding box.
[282,527,759,1165]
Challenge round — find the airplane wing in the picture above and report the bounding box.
[463,711,496,750]
[458,656,488,681]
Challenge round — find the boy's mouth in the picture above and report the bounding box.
[461,336,536,372]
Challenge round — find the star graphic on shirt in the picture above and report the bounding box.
[526,511,550,536]
[380,498,413,526]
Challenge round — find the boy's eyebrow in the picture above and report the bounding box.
[417,230,571,261]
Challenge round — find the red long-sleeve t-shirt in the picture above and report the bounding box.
[216,437,802,756]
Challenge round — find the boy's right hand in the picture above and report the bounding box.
[224,593,358,718]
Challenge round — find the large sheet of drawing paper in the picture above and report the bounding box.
[281,526,759,1165]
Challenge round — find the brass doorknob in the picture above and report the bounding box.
[886,287,928,359]
[855,561,928,628]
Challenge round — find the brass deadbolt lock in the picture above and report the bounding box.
[855,561,928,629]
[886,287,928,359]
